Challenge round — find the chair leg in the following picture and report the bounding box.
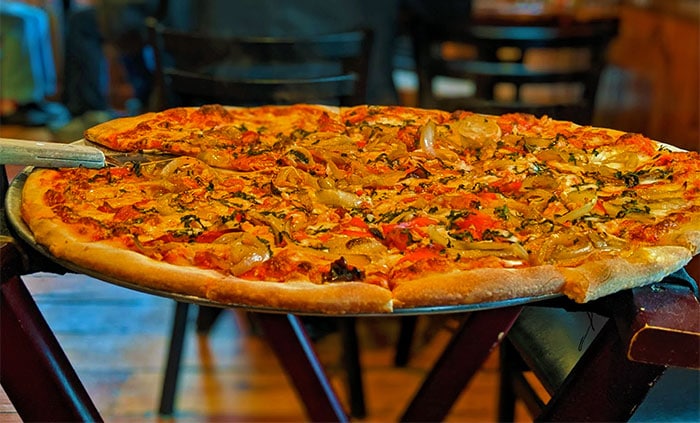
[0,259,103,421]
[537,318,666,422]
[158,300,190,416]
[401,306,523,422]
[497,340,518,422]
[394,315,418,367]
[195,305,224,334]
[253,312,349,422]
[339,317,366,418]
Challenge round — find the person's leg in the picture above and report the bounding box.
[32,5,58,98]
[62,7,109,116]
[110,3,159,113]
[119,50,151,111]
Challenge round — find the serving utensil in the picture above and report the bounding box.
[0,138,175,169]
[0,138,106,168]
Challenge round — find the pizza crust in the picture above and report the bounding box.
[392,265,565,308]
[560,246,693,303]
[207,279,393,314]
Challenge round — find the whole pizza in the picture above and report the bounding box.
[19,104,700,313]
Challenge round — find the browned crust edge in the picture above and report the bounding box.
[206,279,393,314]
[560,246,693,303]
[392,265,566,308]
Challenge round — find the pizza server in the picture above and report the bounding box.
[0,138,105,168]
[0,138,171,168]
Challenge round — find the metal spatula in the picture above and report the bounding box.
[0,138,106,168]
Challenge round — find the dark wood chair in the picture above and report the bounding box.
[391,13,620,370]
[145,17,374,418]
[393,10,620,368]
[409,13,618,125]
[148,18,371,110]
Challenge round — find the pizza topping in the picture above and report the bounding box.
[324,257,365,282]
[419,120,437,157]
[212,232,271,276]
[315,188,366,209]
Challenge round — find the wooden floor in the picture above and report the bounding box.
[1,125,539,422]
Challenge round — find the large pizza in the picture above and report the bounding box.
[19,104,700,313]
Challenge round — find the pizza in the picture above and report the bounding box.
[19,104,700,314]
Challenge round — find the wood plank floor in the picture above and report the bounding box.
[1,125,537,422]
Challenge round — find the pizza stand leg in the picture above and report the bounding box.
[338,316,367,418]
[252,312,350,422]
[400,305,523,422]
[537,280,698,421]
[158,300,191,415]
[394,315,419,366]
[0,241,103,422]
[156,305,364,419]
[535,316,666,422]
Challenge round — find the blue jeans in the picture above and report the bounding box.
[62,6,153,116]
[62,7,109,116]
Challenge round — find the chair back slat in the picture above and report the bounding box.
[146,18,372,110]
[166,70,359,106]
[410,16,618,125]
